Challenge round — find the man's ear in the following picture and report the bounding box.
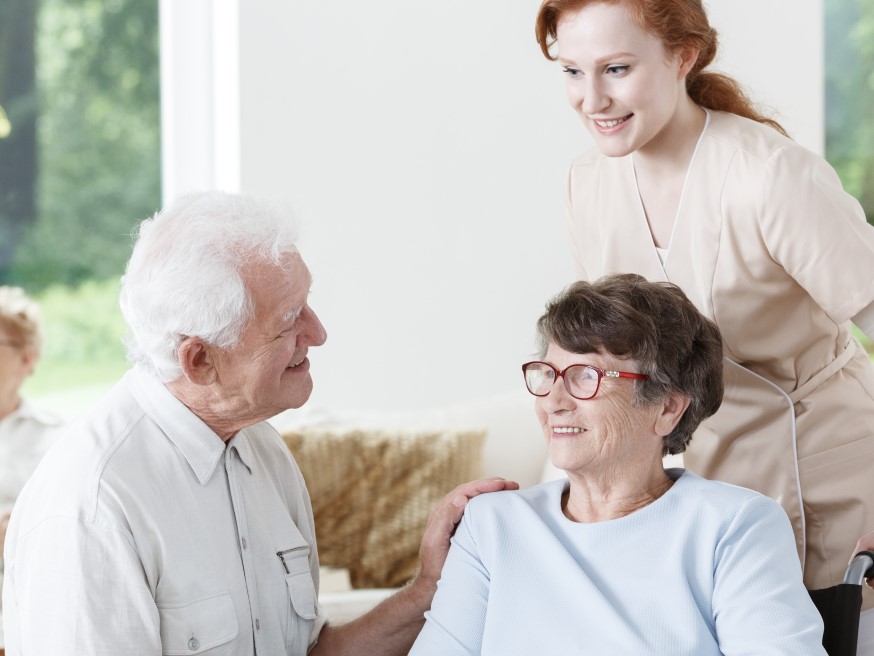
[654,392,692,437]
[176,337,218,386]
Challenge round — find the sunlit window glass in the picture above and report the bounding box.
[824,0,873,227]
[0,0,160,410]
[824,0,874,357]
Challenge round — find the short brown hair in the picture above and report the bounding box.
[536,274,723,454]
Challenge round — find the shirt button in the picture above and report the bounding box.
[188,637,200,650]
[256,618,261,631]
[241,537,248,549]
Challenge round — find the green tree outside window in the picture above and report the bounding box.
[825,0,874,226]
[0,0,160,406]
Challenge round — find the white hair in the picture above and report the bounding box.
[119,191,301,382]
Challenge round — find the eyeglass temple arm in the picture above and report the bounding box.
[606,370,648,380]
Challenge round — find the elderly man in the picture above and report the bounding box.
[1,191,514,655]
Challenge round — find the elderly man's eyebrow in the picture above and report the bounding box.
[282,306,303,323]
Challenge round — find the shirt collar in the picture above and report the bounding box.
[127,366,235,485]
[227,430,255,475]
[2,397,64,427]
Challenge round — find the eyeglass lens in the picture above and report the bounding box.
[524,363,600,399]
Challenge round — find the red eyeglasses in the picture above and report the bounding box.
[522,361,647,400]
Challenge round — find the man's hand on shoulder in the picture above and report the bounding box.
[411,477,519,601]
[311,479,519,655]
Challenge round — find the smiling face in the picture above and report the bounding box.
[207,252,327,427]
[534,342,664,476]
[556,1,694,158]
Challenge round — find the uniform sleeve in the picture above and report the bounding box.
[3,516,161,655]
[711,495,827,655]
[759,144,874,324]
[408,509,489,656]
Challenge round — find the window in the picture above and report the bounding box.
[825,0,874,354]
[0,0,160,412]
[824,0,874,226]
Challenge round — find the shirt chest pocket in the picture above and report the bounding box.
[158,593,239,655]
[278,545,319,651]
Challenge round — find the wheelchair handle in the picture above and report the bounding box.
[843,550,874,585]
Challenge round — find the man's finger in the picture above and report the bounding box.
[449,477,520,506]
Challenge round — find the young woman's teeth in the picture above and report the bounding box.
[595,117,628,128]
[554,427,583,434]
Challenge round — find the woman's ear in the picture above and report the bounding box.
[176,337,217,386]
[20,347,40,378]
[678,47,700,79]
[654,392,691,437]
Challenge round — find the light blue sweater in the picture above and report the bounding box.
[410,469,826,655]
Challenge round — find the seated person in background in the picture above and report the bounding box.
[2,191,515,655]
[410,274,826,655]
[0,286,63,562]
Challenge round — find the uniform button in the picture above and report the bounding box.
[188,637,200,650]
[241,537,248,549]
[255,618,261,631]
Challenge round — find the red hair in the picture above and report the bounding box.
[534,0,788,136]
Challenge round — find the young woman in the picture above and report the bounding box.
[535,0,874,646]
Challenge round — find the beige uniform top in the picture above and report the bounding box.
[566,110,874,609]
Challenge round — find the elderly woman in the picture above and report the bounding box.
[0,287,62,536]
[0,286,63,648]
[410,274,825,655]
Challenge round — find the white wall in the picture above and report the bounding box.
[706,0,824,152]
[161,0,823,415]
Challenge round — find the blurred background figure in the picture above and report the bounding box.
[0,286,63,619]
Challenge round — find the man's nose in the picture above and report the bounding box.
[302,305,327,346]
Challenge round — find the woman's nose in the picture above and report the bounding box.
[538,376,576,413]
[580,79,609,115]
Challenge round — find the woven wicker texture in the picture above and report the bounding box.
[282,427,486,589]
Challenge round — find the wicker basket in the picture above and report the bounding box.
[282,427,486,589]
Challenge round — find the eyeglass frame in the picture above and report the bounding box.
[521,361,648,400]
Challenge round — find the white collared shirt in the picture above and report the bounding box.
[2,367,326,655]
